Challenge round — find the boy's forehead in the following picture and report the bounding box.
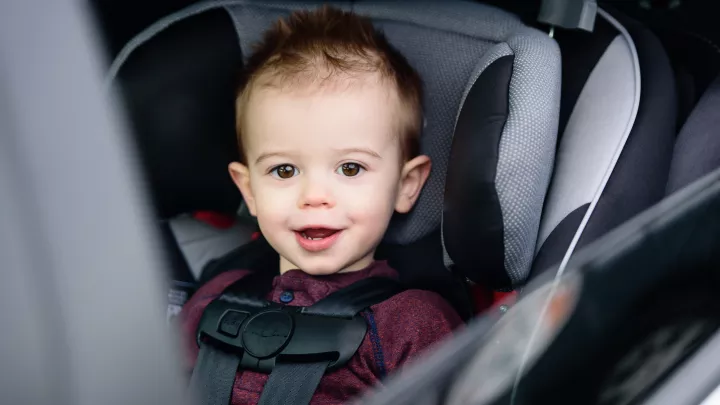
[242,78,403,156]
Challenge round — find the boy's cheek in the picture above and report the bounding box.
[343,193,396,225]
[253,189,297,219]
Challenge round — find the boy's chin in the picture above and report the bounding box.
[280,255,372,275]
[299,265,346,276]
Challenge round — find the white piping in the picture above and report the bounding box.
[554,7,641,298]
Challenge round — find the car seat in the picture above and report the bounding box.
[105,3,566,402]
[106,0,563,316]
[104,0,695,403]
[105,2,682,316]
[531,4,678,278]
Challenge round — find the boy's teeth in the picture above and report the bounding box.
[302,228,338,239]
[301,232,323,241]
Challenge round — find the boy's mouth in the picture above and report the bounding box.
[294,227,342,252]
[299,228,339,240]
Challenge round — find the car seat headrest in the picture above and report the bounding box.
[109,8,244,218]
[107,0,560,290]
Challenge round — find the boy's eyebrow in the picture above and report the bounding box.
[333,147,382,159]
[254,148,382,164]
[255,151,294,165]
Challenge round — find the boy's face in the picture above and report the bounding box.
[230,76,430,275]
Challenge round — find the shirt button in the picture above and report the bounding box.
[279,291,294,303]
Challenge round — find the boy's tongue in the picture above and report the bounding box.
[302,228,337,239]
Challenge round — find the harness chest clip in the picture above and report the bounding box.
[196,296,368,374]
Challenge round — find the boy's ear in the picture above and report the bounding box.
[229,162,257,216]
[395,155,431,213]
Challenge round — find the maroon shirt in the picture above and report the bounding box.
[180,261,462,404]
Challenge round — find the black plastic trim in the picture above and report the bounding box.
[443,54,514,289]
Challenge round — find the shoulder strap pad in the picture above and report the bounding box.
[302,277,406,318]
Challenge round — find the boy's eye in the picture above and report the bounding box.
[337,163,364,177]
[270,164,298,179]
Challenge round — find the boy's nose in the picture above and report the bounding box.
[298,179,335,209]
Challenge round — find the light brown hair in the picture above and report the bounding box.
[235,5,423,163]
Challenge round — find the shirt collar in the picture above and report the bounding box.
[271,260,398,302]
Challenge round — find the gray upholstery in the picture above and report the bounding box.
[666,75,720,195]
[536,8,640,271]
[493,27,561,282]
[538,33,639,249]
[533,7,678,280]
[169,215,256,279]
[108,0,561,283]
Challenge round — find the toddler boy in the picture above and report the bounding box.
[181,6,462,404]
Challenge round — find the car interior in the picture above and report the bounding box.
[1,0,720,404]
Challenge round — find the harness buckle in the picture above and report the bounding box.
[196,296,367,373]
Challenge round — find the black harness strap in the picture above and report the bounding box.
[302,277,406,318]
[190,276,405,405]
[254,278,405,404]
[189,343,241,405]
[257,361,330,405]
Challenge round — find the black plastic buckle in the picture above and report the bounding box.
[196,295,368,374]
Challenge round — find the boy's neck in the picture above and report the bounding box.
[279,254,375,275]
